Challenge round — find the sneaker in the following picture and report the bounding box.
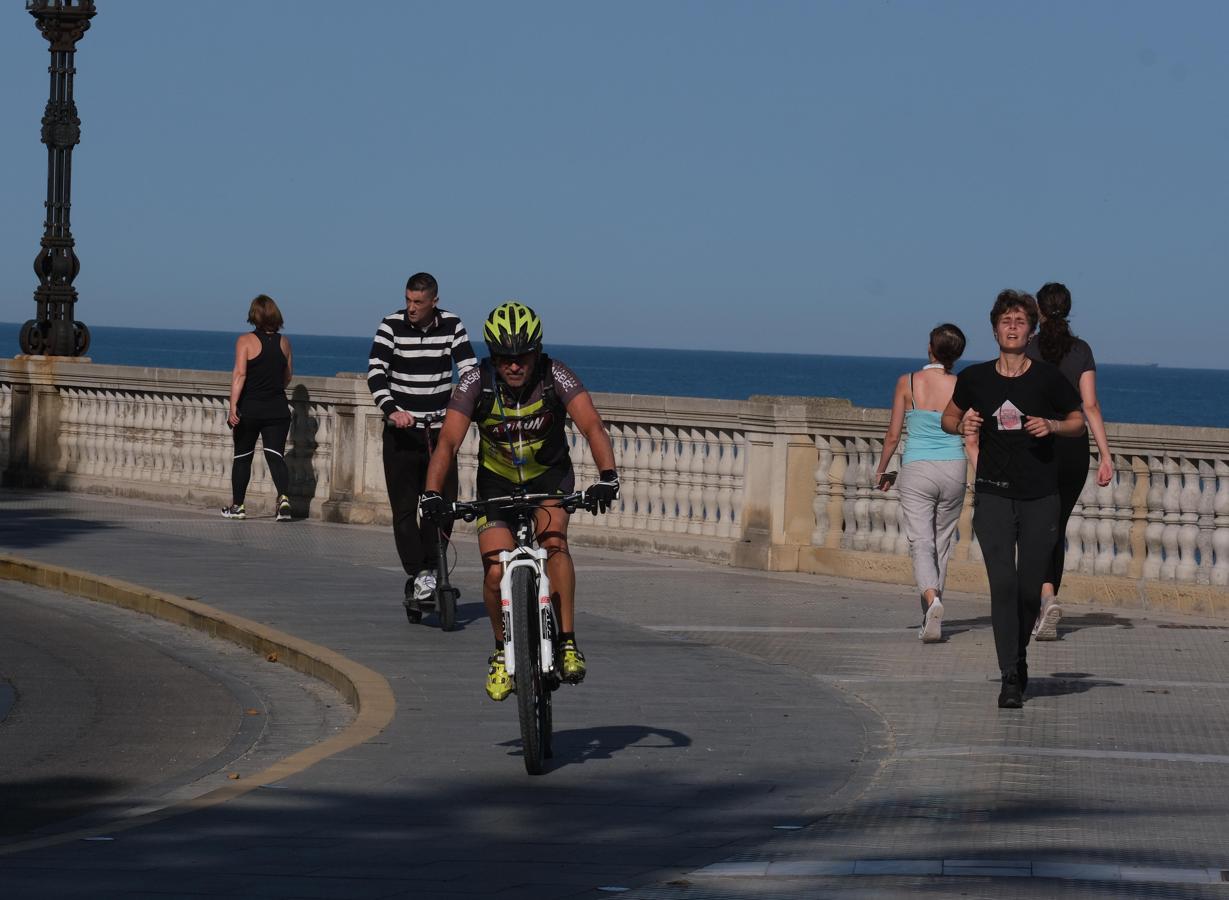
[486,650,513,701]
[1033,598,1062,641]
[919,598,943,643]
[558,638,587,684]
[998,672,1023,709]
[221,504,246,520]
[413,570,437,601]
[276,495,291,522]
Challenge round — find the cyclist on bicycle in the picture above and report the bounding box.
[420,302,619,701]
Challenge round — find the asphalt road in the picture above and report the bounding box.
[0,580,348,843]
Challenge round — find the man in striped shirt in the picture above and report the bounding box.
[368,272,478,613]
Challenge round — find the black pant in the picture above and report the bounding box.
[1048,436,1091,592]
[231,416,291,504]
[382,426,458,577]
[972,492,1060,674]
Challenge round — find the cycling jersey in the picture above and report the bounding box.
[449,355,587,483]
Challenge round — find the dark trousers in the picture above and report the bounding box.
[231,416,291,504]
[1048,436,1092,591]
[382,426,458,577]
[972,492,1060,674]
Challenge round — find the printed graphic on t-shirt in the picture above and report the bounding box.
[994,399,1023,431]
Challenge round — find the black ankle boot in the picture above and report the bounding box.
[998,672,1023,709]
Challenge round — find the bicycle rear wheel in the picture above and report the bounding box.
[511,566,550,775]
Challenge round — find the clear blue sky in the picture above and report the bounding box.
[2,2,1225,367]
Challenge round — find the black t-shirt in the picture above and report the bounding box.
[1025,335,1096,391]
[952,359,1082,499]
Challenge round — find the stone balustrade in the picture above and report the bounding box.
[3,358,1227,614]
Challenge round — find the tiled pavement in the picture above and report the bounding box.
[2,489,1229,898]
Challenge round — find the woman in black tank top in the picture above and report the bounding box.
[223,295,294,521]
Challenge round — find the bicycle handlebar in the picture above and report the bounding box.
[438,491,601,523]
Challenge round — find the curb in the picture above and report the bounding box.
[0,553,396,854]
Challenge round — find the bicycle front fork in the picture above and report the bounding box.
[500,551,555,678]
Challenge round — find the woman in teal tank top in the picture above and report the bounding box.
[874,324,976,643]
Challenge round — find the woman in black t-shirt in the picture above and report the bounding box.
[942,290,1084,709]
[223,295,294,522]
[1024,282,1114,641]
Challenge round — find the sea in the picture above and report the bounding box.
[2,322,1225,428]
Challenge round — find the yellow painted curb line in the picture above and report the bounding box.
[0,553,396,855]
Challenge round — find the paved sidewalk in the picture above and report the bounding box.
[2,490,1229,899]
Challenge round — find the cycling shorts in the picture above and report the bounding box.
[474,464,575,533]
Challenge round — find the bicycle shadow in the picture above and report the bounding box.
[419,600,486,632]
[500,724,692,771]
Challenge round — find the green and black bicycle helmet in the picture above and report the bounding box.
[483,301,543,356]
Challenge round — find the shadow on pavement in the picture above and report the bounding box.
[496,724,692,771]
[0,507,115,551]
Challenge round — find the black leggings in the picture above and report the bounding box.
[1048,436,1091,592]
[972,492,1060,674]
[231,416,291,504]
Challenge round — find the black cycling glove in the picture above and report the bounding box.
[419,490,449,523]
[584,470,621,513]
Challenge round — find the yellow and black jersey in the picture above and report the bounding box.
[448,355,587,482]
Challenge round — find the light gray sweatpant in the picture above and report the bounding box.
[897,458,967,600]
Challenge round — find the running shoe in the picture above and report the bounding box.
[1033,598,1062,641]
[920,598,943,643]
[486,650,513,701]
[221,504,246,520]
[558,638,587,684]
[276,494,292,521]
[998,672,1023,709]
[413,570,437,601]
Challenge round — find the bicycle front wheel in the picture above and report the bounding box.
[511,566,550,775]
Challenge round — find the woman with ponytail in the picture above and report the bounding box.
[1025,282,1113,640]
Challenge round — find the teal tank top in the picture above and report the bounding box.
[903,409,965,464]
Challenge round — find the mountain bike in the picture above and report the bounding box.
[443,491,601,775]
[402,412,461,631]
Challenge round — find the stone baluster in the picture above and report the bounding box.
[728,432,746,535]
[151,398,170,482]
[811,435,833,546]
[686,428,706,536]
[867,438,886,552]
[1197,459,1216,585]
[634,425,653,531]
[56,388,75,472]
[658,427,681,533]
[0,384,11,471]
[604,423,626,529]
[1094,466,1115,575]
[1143,456,1166,580]
[1067,471,1091,574]
[840,437,859,549]
[213,397,232,489]
[850,437,872,551]
[1160,456,1182,581]
[1110,456,1134,577]
[714,429,736,538]
[645,426,664,532]
[700,429,720,537]
[1176,458,1200,583]
[1213,459,1229,587]
[670,427,690,533]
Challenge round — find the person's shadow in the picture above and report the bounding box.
[286,384,319,518]
[500,725,692,770]
[1028,671,1124,699]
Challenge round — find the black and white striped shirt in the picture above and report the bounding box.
[367,308,478,420]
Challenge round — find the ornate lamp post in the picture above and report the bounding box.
[19,0,96,358]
